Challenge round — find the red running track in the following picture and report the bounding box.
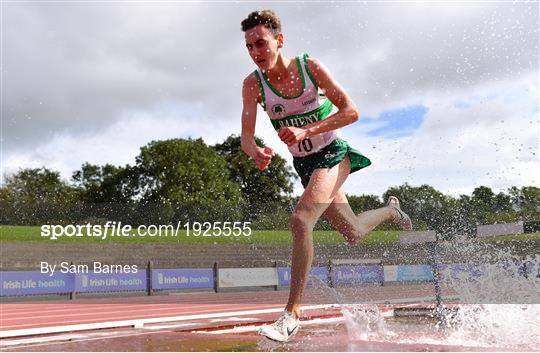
[1,284,442,337]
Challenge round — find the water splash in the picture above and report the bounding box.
[433,246,540,349]
[441,304,540,350]
[340,242,539,350]
[341,304,389,341]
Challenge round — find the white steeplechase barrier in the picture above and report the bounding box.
[476,221,524,237]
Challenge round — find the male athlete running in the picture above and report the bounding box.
[240,10,412,342]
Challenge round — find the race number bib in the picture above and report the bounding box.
[288,132,337,157]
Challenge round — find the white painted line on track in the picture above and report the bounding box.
[0,333,88,347]
[195,309,396,335]
[0,303,279,323]
[1,303,280,330]
[0,330,174,350]
[197,316,347,334]
[0,304,335,338]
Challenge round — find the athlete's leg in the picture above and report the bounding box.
[285,158,410,317]
[285,157,352,317]
[323,190,396,243]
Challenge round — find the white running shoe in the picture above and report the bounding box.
[386,196,413,231]
[258,311,300,342]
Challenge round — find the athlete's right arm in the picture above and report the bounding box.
[241,74,274,171]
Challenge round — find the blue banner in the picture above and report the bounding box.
[331,265,384,285]
[75,271,147,292]
[397,265,433,282]
[438,263,485,280]
[152,268,214,290]
[1,271,74,296]
[438,261,536,281]
[277,266,329,286]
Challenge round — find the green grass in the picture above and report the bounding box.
[0,225,398,245]
[1,225,538,245]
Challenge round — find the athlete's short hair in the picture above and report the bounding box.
[241,10,281,37]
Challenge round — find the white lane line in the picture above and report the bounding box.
[1,303,280,330]
[192,308,395,335]
[0,333,88,347]
[0,303,278,322]
[0,330,173,350]
[197,316,346,334]
[0,304,336,338]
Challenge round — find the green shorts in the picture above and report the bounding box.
[293,138,371,188]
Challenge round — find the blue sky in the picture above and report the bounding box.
[354,105,428,139]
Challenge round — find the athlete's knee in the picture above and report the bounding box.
[290,209,316,236]
[343,226,368,244]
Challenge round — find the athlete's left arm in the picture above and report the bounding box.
[278,57,359,146]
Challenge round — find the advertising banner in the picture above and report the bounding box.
[75,271,147,292]
[218,267,278,288]
[277,266,329,286]
[153,268,213,290]
[383,265,398,282]
[1,271,74,296]
[331,265,384,285]
[396,265,433,282]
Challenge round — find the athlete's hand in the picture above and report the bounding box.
[278,127,308,147]
[253,146,274,171]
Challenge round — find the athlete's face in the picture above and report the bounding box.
[244,25,283,71]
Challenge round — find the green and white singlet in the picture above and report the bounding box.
[254,53,339,157]
[254,52,372,188]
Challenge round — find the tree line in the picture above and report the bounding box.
[1,135,538,238]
